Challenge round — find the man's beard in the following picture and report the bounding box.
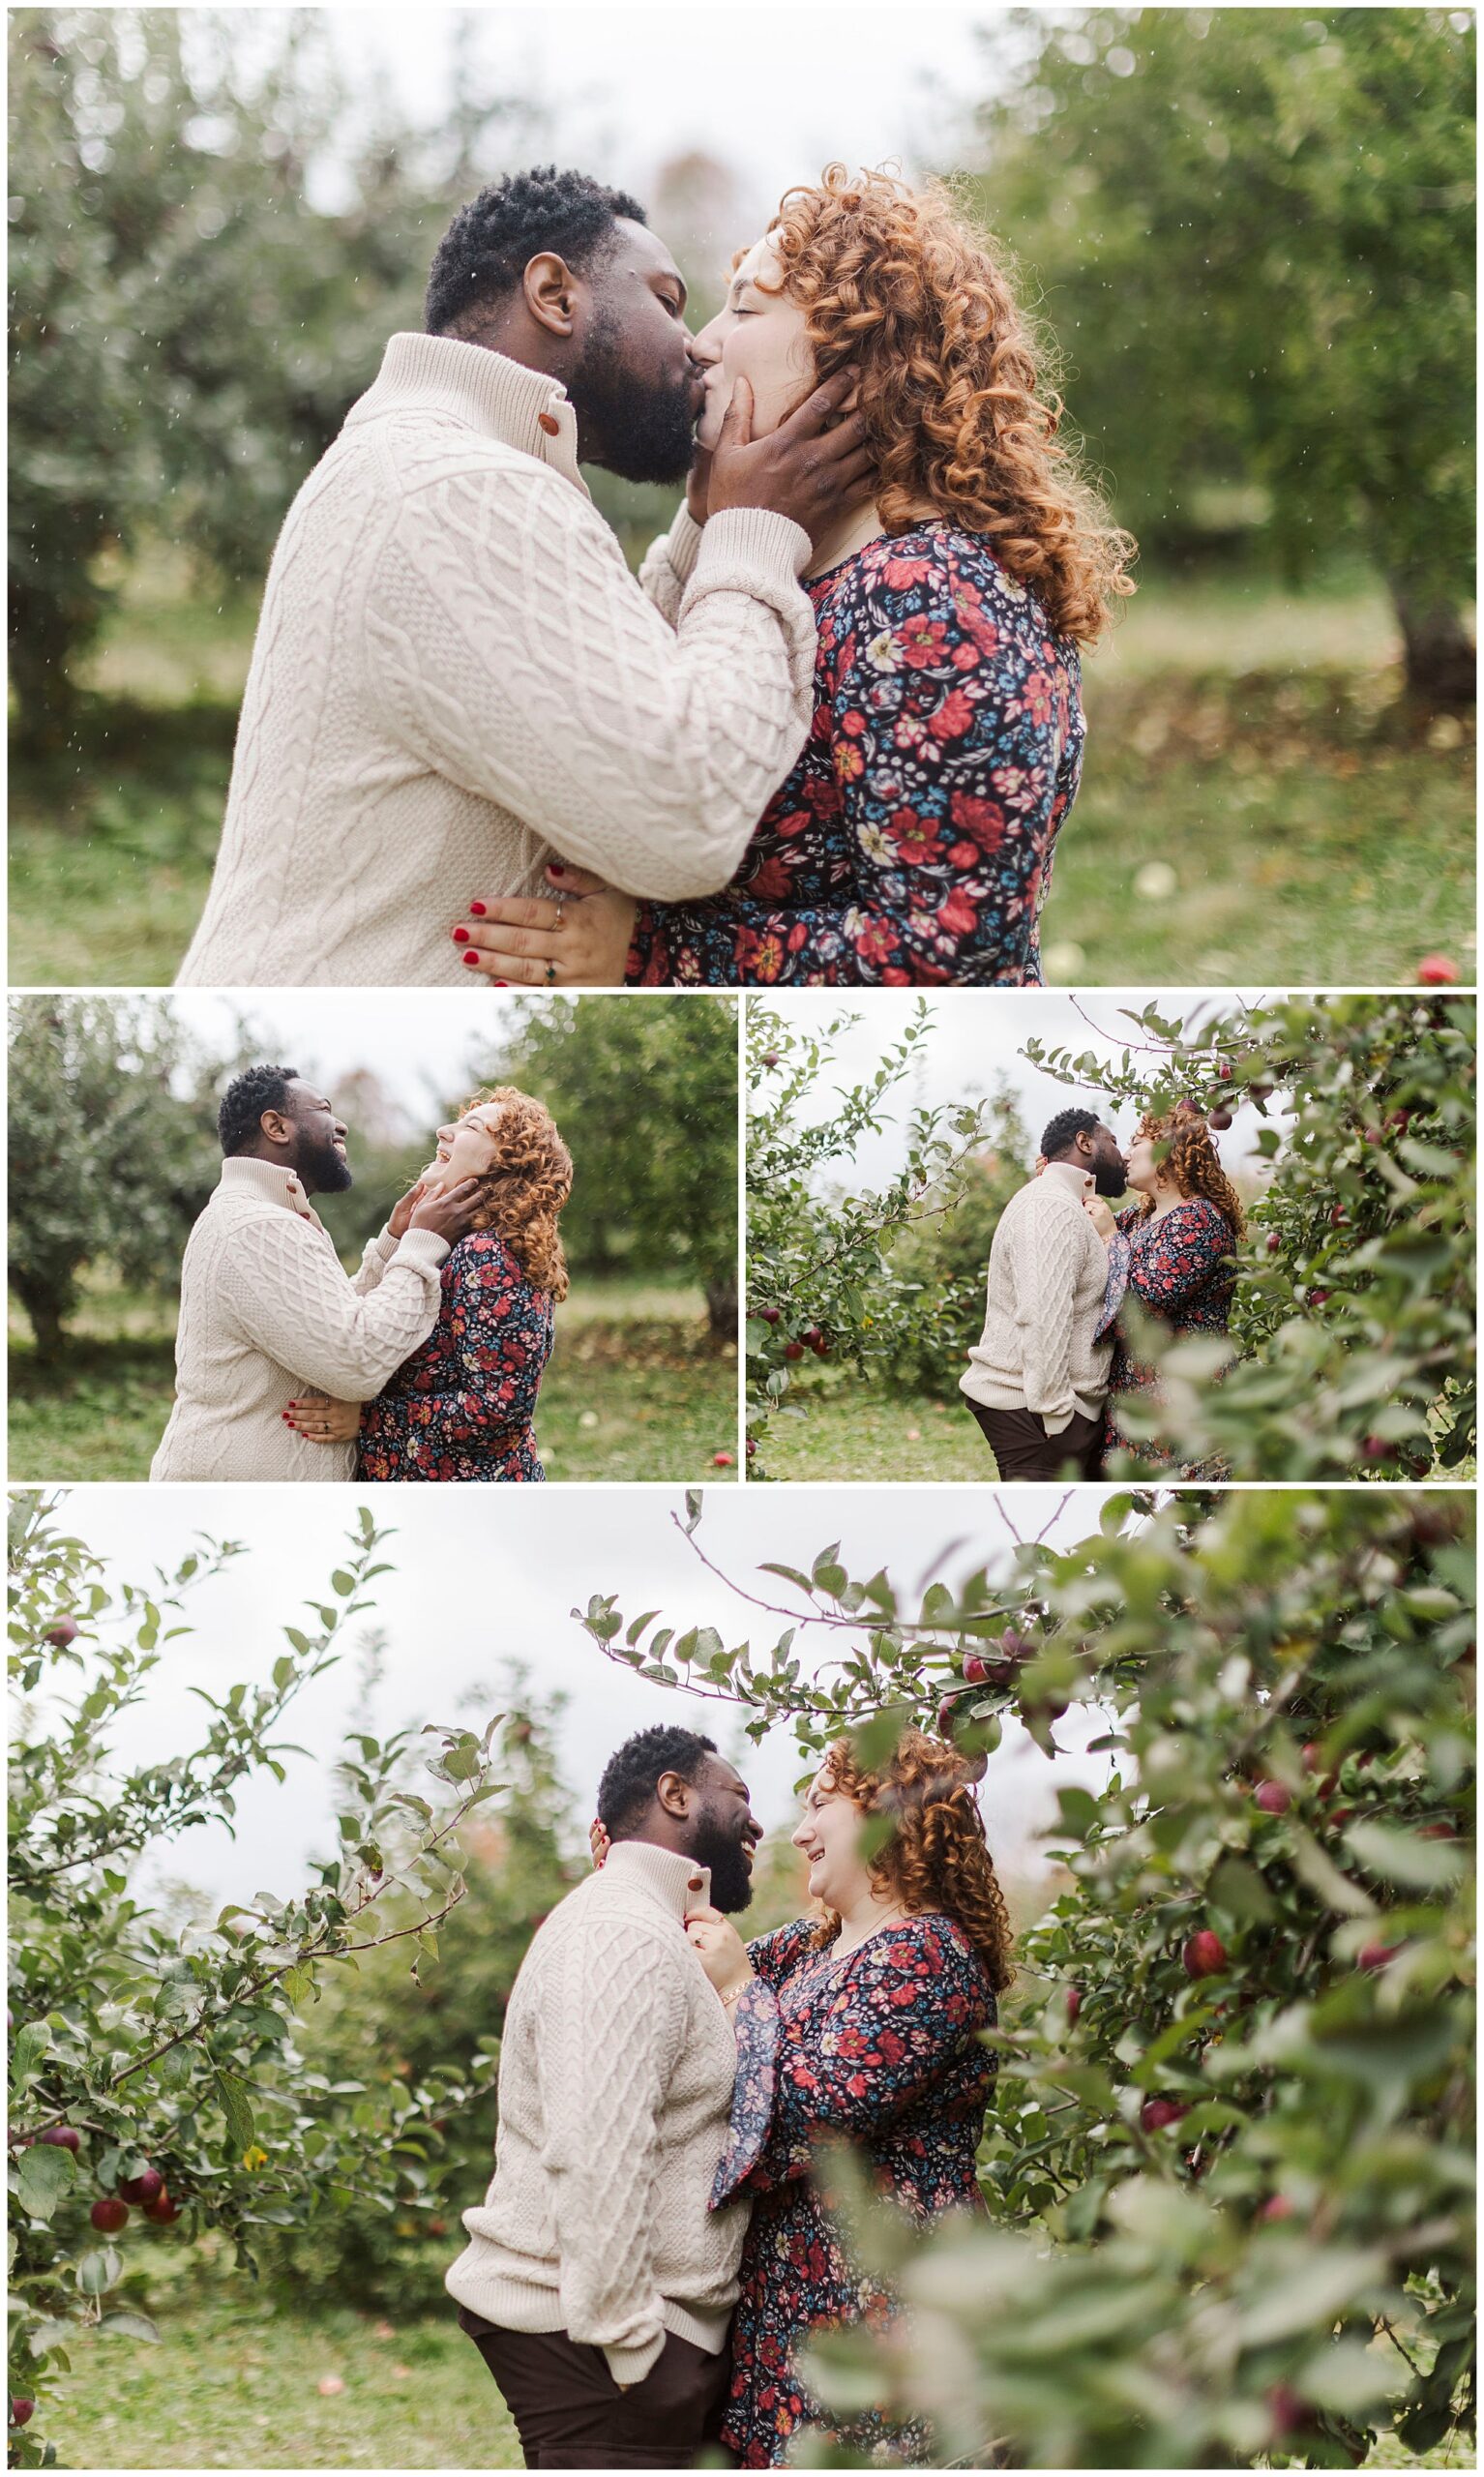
[1093,1155,1127,1198]
[295,1132,353,1196]
[689,1806,756,1917]
[571,312,697,487]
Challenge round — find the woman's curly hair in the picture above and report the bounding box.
[757,164,1136,643]
[458,1086,572,1299]
[1134,1108,1247,1238]
[808,1725,1015,1993]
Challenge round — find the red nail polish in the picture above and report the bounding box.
[549,865,565,879]
[462,951,481,967]
[492,979,509,988]
[452,925,469,943]
[469,901,487,916]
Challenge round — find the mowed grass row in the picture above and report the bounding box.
[41,2294,521,2470]
[9,559,1473,987]
[8,1278,739,1483]
[42,2287,1468,2470]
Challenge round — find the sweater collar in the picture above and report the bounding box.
[602,1839,712,1925]
[343,332,588,496]
[218,1155,322,1226]
[1043,1160,1095,1201]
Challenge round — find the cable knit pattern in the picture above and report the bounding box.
[149,1159,448,1482]
[445,1842,748,2389]
[177,335,816,987]
[959,1161,1113,1434]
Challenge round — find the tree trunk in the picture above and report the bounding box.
[13,1275,67,1363]
[1386,574,1476,709]
[704,1274,738,1347]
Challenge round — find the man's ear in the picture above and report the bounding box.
[258,1109,292,1149]
[522,250,579,340]
[653,1767,692,1820]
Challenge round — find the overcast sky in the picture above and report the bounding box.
[753,987,1290,1187]
[314,3,997,216]
[34,1481,1120,1915]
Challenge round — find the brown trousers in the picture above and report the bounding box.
[458,2308,731,2469]
[965,1399,1106,1480]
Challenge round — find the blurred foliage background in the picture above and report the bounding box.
[6,5,1476,986]
[6,992,741,1480]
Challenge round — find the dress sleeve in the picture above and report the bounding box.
[711,1921,991,2207]
[745,1917,822,1990]
[1124,1199,1232,1313]
[630,545,1083,987]
[401,1237,549,1448]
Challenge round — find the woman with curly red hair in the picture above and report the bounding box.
[1092,1106,1245,1472]
[685,1724,1011,2465]
[285,1086,571,1480]
[464,164,1135,990]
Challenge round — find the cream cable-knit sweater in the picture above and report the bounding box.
[445,1840,747,2388]
[960,1161,1113,1434]
[150,1158,448,1482]
[178,332,816,987]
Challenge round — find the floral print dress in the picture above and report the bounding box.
[626,522,1084,987]
[1102,1198,1237,1471]
[356,1230,553,1481]
[711,1911,997,2467]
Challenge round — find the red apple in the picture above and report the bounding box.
[746,1441,757,1458]
[1416,955,1458,985]
[936,1696,965,1740]
[1254,1779,1291,1814]
[1267,2383,1314,2438]
[1265,1232,1282,1254]
[1259,2193,1296,2223]
[711,1451,735,1468]
[1358,1940,1401,1973]
[119,2167,163,2206]
[11,2400,35,2429]
[783,1341,805,1362]
[1140,2097,1188,2133]
[963,1655,990,1686]
[90,2196,129,2232]
[1418,1822,1457,1841]
[1361,1434,1389,1463]
[1064,1985,1082,2026]
[760,1050,782,1067]
[1249,1080,1274,1102]
[1216,1060,1232,1082]
[757,1306,780,1326]
[37,2126,80,2153]
[142,2191,180,2224]
[1330,1205,1349,1227]
[1208,1109,1232,1130]
[1181,1928,1229,1979]
[45,1618,77,1648]
[1309,1288,1330,1308]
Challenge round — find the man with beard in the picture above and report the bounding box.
[178,165,872,987]
[447,1726,762,2467]
[959,1106,1130,1479]
[149,1065,480,1481]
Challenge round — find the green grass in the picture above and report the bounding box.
[761,1378,995,1481]
[9,559,1474,987]
[36,2287,1465,2472]
[41,2293,521,2469]
[8,1278,738,1483]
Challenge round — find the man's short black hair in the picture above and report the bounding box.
[426,166,648,338]
[1040,1107,1104,1161]
[218,1065,302,1158]
[597,1724,718,1839]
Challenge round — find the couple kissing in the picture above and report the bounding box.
[445,1722,1012,2467]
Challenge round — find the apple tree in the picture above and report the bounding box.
[1024,992,1476,1478]
[7,1493,505,2465]
[746,1002,991,1475]
[578,1486,1475,2468]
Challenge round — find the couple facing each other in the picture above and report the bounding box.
[150,1066,571,1484]
[179,162,1134,996]
[961,1103,1246,1479]
[446,1721,1012,2470]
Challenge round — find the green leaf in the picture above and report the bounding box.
[215,2069,255,2152]
[97,2311,162,2343]
[14,2139,75,2222]
[9,2020,50,2092]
